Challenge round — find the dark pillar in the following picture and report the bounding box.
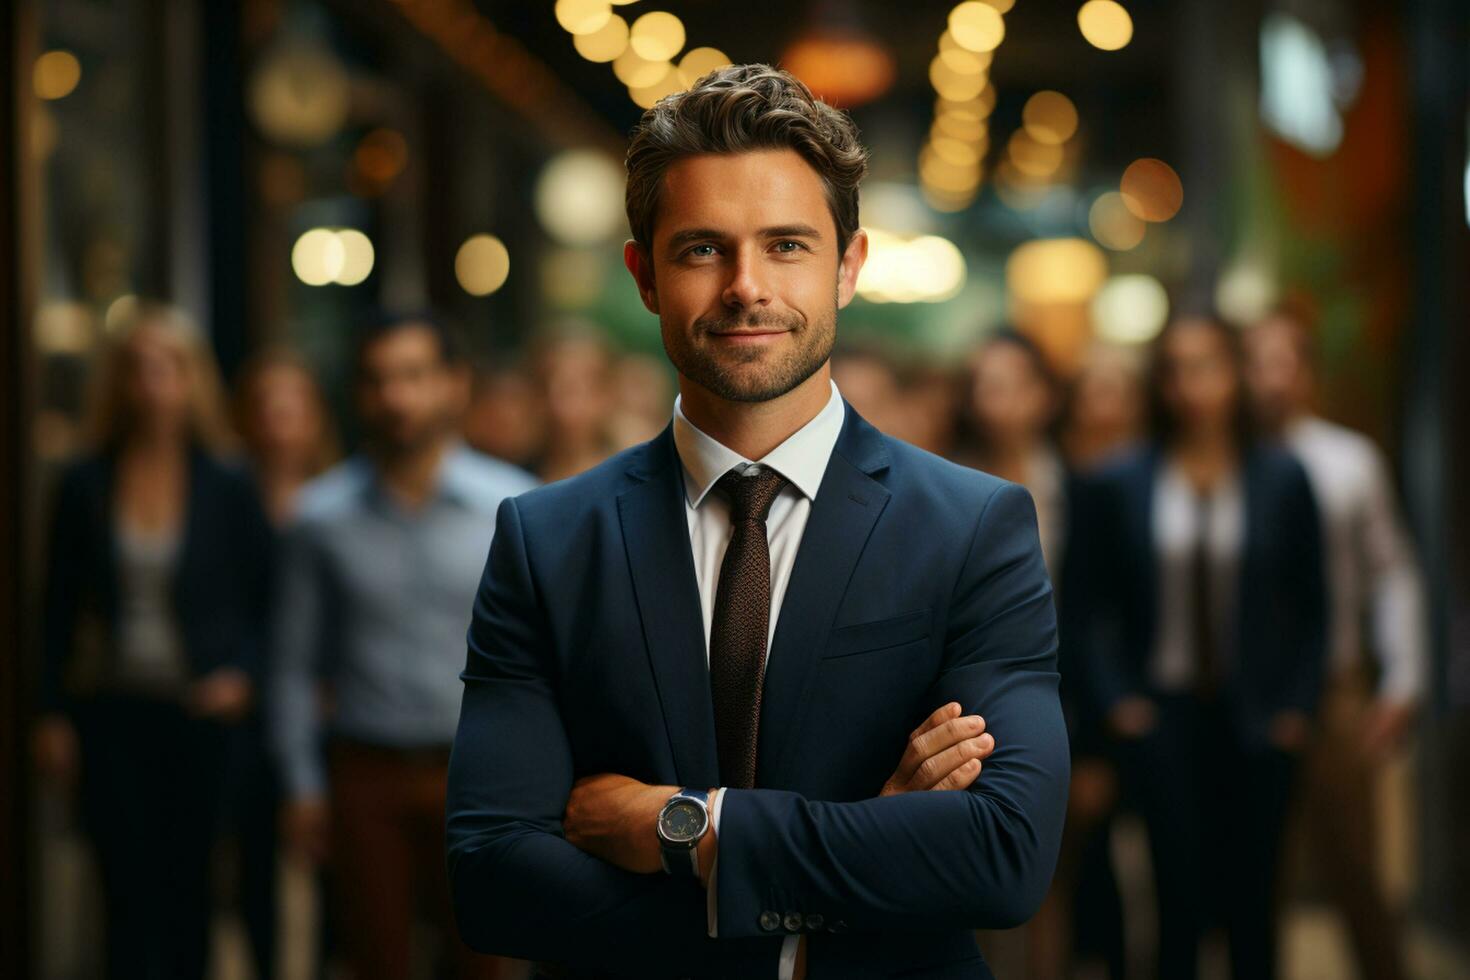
[1405,0,1470,937]
[1,0,38,975]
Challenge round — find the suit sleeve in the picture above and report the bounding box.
[224,471,274,683]
[268,519,334,800]
[713,482,1070,937]
[445,497,783,976]
[1356,446,1427,702]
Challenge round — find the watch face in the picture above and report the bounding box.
[660,800,707,843]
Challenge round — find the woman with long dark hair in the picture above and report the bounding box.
[962,330,1067,573]
[35,303,272,979]
[1063,315,1326,979]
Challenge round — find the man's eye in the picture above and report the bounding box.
[688,244,716,257]
[774,241,804,253]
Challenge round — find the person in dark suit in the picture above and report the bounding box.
[35,303,273,979]
[445,65,1070,980]
[1062,315,1327,980]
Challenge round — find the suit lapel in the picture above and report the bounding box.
[617,427,722,788]
[756,408,891,788]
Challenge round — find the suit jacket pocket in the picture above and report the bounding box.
[823,609,931,659]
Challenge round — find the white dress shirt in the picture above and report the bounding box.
[671,379,846,980]
[1149,461,1244,691]
[1283,416,1426,700]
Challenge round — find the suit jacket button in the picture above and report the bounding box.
[759,910,782,932]
[783,912,803,932]
[828,919,848,934]
[805,913,824,931]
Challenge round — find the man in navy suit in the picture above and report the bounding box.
[446,64,1069,979]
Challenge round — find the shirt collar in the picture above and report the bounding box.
[367,440,477,512]
[672,380,845,509]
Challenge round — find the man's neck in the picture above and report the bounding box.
[374,436,453,510]
[1260,404,1311,439]
[678,367,832,461]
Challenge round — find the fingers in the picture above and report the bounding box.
[892,718,993,790]
[909,701,961,742]
[930,757,983,791]
[911,733,995,790]
[909,713,987,768]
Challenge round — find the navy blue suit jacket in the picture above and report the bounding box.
[40,449,274,713]
[446,405,1070,979]
[1059,444,1327,742]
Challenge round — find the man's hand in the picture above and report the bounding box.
[1268,710,1312,753]
[187,667,253,721]
[1364,698,1417,759]
[1106,696,1157,740]
[282,796,331,865]
[33,714,79,785]
[564,773,681,876]
[880,702,995,797]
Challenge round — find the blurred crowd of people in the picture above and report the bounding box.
[34,298,1425,980]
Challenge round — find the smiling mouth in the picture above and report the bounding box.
[708,329,788,338]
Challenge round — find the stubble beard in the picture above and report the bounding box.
[662,303,837,404]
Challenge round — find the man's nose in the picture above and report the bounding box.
[721,248,772,310]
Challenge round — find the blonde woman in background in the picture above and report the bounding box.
[36,302,273,980]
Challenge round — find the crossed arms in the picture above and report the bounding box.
[445,483,1070,976]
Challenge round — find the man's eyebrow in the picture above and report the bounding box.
[663,223,827,253]
[759,223,824,240]
[664,228,729,251]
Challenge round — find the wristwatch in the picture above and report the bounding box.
[656,788,711,877]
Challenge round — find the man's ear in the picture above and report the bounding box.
[836,228,870,310]
[624,240,660,315]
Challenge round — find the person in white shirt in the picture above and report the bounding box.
[1245,309,1427,980]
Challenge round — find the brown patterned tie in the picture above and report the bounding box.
[709,466,789,789]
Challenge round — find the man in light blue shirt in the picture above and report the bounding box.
[269,313,535,979]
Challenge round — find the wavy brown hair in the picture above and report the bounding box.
[232,346,340,477]
[83,300,238,454]
[624,63,870,255]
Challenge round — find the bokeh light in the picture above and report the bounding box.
[573,15,630,62]
[248,43,350,148]
[939,31,994,71]
[1120,158,1184,221]
[455,234,511,296]
[291,228,374,287]
[354,128,409,184]
[1006,237,1108,305]
[678,47,732,87]
[334,230,375,286]
[1008,131,1064,179]
[1078,0,1134,51]
[948,3,1006,53]
[1092,274,1170,344]
[929,54,989,102]
[629,69,683,108]
[629,12,686,62]
[33,51,82,100]
[1088,191,1147,250]
[1022,91,1078,145]
[858,231,968,303]
[536,151,627,246]
[613,48,672,88]
[555,0,613,36]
